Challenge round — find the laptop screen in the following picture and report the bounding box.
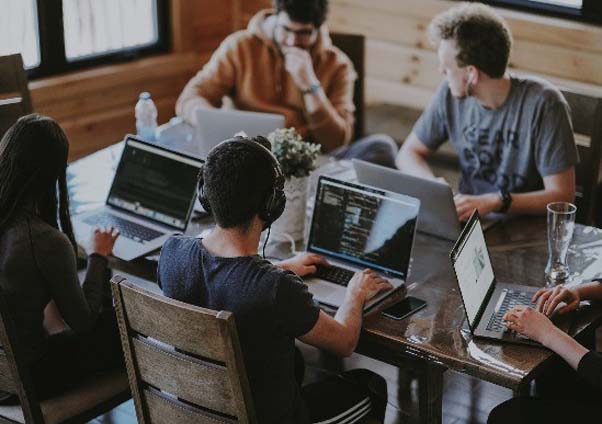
[450,214,495,327]
[307,177,420,279]
[107,138,202,230]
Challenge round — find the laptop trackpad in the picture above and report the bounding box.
[305,279,341,303]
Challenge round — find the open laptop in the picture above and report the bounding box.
[450,210,568,345]
[193,108,285,158]
[73,135,203,261]
[303,176,420,311]
[353,159,460,241]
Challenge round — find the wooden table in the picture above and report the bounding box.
[68,142,602,424]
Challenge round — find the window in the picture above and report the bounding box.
[0,0,41,68]
[478,0,602,23]
[1,0,169,79]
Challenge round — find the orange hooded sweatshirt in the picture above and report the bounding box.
[175,10,357,151]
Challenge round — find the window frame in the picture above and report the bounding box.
[477,0,602,24]
[27,0,170,79]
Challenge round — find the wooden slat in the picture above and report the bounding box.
[133,338,236,415]
[366,77,437,110]
[329,1,602,86]
[0,350,15,393]
[143,388,236,424]
[171,0,238,53]
[331,0,602,54]
[36,75,190,122]
[30,53,204,108]
[62,95,178,160]
[120,284,228,362]
[366,39,440,90]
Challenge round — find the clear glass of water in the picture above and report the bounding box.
[545,202,576,287]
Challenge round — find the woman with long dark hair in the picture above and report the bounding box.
[0,114,123,399]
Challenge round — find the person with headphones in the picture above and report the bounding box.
[395,3,578,222]
[157,136,392,424]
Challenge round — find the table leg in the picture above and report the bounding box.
[417,363,445,424]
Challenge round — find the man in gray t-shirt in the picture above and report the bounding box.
[396,3,578,221]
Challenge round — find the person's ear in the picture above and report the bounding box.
[467,66,479,86]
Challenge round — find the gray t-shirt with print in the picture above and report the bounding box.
[413,75,578,195]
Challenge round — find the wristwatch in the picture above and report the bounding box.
[301,82,321,95]
[497,189,512,213]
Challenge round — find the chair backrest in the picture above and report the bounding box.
[0,54,33,139]
[111,276,256,424]
[0,279,46,423]
[331,32,365,141]
[561,89,602,226]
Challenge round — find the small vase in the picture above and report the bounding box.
[271,175,309,242]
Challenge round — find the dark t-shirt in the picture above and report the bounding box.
[413,75,578,195]
[157,236,321,424]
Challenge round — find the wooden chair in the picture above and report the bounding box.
[331,32,365,141]
[561,88,602,226]
[0,280,130,424]
[111,275,256,424]
[0,54,33,138]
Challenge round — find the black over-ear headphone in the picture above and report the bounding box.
[197,137,286,229]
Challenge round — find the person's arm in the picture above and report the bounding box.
[283,47,355,151]
[454,167,576,221]
[507,167,576,214]
[506,283,602,390]
[274,252,330,276]
[299,269,392,357]
[395,132,438,180]
[36,228,118,333]
[504,306,588,370]
[576,280,602,301]
[395,82,449,177]
[175,34,240,125]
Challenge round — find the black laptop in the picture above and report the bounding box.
[449,210,569,345]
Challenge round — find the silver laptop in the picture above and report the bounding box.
[74,135,203,261]
[193,108,285,158]
[353,159,460,241]
[303,176,420,311]
[450,210,569,345]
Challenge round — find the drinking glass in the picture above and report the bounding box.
[545,202,576,287]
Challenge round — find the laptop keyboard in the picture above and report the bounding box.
[312,265,355,287]
[83,212,164,242]
[486,289,535,332]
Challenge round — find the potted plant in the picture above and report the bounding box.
[268,128,320,241]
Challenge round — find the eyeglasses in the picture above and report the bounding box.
[277,24,317,41]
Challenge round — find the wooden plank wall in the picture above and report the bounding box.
[326,0,602,109]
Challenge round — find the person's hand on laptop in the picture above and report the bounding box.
[533,285,580,316]
[347,269,393,304]
[454,193,501,222]
[91,226,120,257]
[276,253,330,277]
[503,305,556,344]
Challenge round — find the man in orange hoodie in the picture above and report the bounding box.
[176,0,397,167]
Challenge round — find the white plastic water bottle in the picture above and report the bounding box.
[135,92,157,141]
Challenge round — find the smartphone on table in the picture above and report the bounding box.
[382,296,427,320]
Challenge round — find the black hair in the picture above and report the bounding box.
[0,114,76,252]
[203,136,278,229]
[273,0,329,27]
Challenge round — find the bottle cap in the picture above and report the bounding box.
[139,92,151,100]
